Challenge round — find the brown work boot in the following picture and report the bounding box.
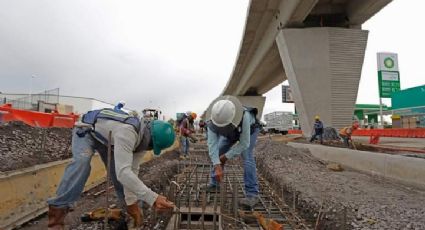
[127,202,143,228]
[47,205,68,230]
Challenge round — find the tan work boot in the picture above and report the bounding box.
[47,205,68,230]
[127,202,143,228]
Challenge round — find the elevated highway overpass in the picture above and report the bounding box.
[217,0,392,135]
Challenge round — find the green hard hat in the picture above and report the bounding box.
[151,120,176,155]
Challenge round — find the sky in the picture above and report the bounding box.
[0,0,424,120]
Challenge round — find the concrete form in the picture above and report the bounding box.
[0,141,180,230]
[288,142,425,189]
[276,28,368,135]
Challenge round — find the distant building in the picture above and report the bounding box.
[0,91,128,115]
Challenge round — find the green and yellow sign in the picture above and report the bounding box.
[377,52,400,98]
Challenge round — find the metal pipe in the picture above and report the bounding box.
[105,131,112,228]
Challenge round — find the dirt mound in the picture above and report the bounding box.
[0,121,72,172]
[255,140,425,230]
[323,127,340,140]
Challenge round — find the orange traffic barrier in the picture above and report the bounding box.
[0,104,79,128]
[288,129,303,134]
[353,128,425,138]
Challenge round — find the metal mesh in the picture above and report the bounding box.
[4,88,60,110]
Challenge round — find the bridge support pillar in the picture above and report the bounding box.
[276,28,368,136]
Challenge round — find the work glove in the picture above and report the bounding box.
[219,155,227,165]
[214,164,223,182]
[153,195,175,212]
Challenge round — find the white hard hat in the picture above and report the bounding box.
[118,100,126,106]
[210,96,243,127]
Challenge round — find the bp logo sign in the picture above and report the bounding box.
[384,57,395,69]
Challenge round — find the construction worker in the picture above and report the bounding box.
[199,119,206,134]
[114,100,126,112]
[339,122,359,148]
[309,115,324,144]
[204,95,261,209]
[179,111,197,159]
[47,108,175,229]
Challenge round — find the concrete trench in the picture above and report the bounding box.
[9,134,425,230]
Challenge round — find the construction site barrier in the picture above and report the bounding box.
[0,104,79,128]
[288,129,303,134]
[353,128,425,138]
[284,128,425,138]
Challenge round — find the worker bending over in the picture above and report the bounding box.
[179,111,197,159]
[339,122,359,148]
[205,96,261,208]
[309,115,324,144]
[47,108,175,229]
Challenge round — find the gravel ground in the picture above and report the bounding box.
[19,150,180,230]
[0,121,72,172]
[255,139,425,230]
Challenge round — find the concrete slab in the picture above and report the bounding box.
[353,136,425,149]
[288,142,425,189]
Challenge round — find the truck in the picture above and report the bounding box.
[263,111,293,134]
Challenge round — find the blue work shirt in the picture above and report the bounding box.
[207,111,255,165]
[314,120,324,135]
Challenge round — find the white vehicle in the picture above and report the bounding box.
[264,111,293,134]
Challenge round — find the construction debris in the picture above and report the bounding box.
[0,121,72,172]
[326,163,344,172]
[322,127,340,141]
[253,211,284,230]
[256,139,425,230]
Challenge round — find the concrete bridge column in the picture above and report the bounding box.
[276,28,368,136]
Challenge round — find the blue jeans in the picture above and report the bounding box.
[210,128,260,198]
[47,127,125,208]
[180,136,189,156]
[310,133,323,144]
[341,135,350,147]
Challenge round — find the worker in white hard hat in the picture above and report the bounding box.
[114,100,126,112]
[309,115,324,144]
[203,95,261,209]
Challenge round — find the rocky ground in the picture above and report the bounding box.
[0,121,72,172]
[18,150,180,230]
[255,139,425,230]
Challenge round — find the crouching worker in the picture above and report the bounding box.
[203,96,261,209]
[47,108,176,229]
[339,122,359,148]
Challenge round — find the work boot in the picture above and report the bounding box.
[47,205,68,230]
[239,197,259,209]
[127,202,143,228]
[200,183,220,193]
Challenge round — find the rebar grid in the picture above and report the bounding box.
[166,143,310,230]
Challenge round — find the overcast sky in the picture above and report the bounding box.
[1,0,424,120]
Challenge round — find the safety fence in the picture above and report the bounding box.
[3,88,60,111]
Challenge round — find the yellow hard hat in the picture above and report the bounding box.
[315,115,320,120]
